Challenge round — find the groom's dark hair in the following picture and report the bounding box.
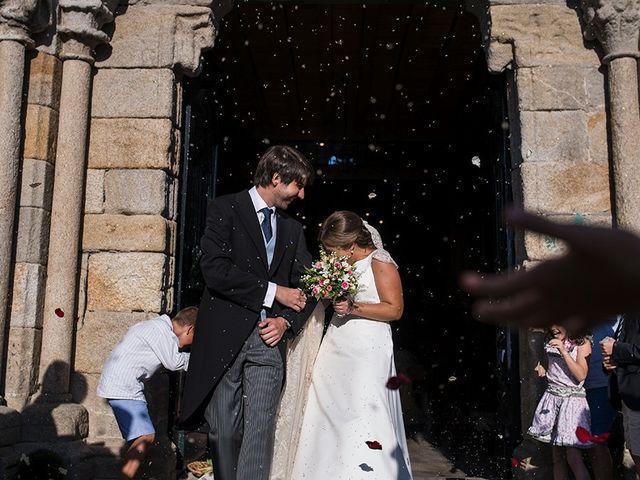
[254,145,314,187]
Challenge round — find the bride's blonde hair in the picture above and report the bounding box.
[319,211,375,249]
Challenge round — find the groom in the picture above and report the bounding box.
[180,145,316,480]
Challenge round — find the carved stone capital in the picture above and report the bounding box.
[58,0,117,61]
[0,0,50,47]
[173,7,216,76]
[94,5,216,75]
[580,0,640,63]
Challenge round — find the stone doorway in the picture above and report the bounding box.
[176,2,518,477]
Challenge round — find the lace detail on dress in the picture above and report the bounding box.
[362,220,398,268]
[372,248,398,268]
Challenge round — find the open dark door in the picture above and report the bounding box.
[171,6,520,475]
[489,73,520,465]
[171,61,225,467]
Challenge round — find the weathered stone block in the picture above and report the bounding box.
[83,214,170,253]
[92,69,175,119]
[519,110,589,163]
[0,407,21,447]
[587,111,609,165]
[87,252,168,312]
[19,158,54,210]
[85,169,105,214]
[584,66,606,111]
[75,311,152,374]
[23,104,58,162]
[4,327,42,410]
[104,169,169,215]
[13,440,97,480]
[519,161,611,214]
[89,411,123,440]
[95,5,215,75]
[88,118,174,170]
[14,206,51,264]
[11,263,46,328]
[94,7,177,69]
[90,439,125,478]
[524,213,612,261]
[27,51,62,110]
[73,373,111,416]
[489,5,600,68]
[517,66,587,111]
[21,403,89,442]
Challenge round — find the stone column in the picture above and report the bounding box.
[0,0,49,401]
[478,4,612,476]
[38,0,116,398]
[581,0,640,232]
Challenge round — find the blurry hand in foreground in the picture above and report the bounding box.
[459,210,640,329]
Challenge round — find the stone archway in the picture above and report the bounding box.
[1,0,636,477]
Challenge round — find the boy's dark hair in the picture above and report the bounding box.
[253,145,314,188]
[173,306,198,327]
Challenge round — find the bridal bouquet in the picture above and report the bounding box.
[300,249,358,301]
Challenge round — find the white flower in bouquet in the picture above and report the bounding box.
[301,248,359,301]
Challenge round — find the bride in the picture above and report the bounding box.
[271,210,412,480]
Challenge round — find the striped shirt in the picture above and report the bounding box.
[97,315,190,401]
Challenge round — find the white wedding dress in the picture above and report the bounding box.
[285,251,412,480]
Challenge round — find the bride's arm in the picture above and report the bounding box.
[349,259,403,322]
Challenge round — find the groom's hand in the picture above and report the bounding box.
[275,286,307,312]
[258,317,288,346]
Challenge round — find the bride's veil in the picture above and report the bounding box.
[363,220,398,268]
[270,301,326,480]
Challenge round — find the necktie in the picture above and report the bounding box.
[614,314,625,339]
[260,207,273,243]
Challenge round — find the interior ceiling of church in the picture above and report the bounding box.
[211,3,488,143]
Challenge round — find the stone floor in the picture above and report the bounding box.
[182,435,490,480]
[407,435,469,479]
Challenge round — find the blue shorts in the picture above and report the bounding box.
[108,399,155,442]
[586,386,617,436]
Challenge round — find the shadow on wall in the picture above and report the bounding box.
[2,362,176,478]
[74,365,177,479]
[0,361,118,479]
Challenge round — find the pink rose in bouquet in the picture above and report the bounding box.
[300,248,359,301]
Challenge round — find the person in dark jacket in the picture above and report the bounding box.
[180,146,316,480]
[602,315,640,474]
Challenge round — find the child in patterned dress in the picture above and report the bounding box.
[528,325,593,480]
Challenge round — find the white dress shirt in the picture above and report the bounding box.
[97,315,190,401]
[248,186,277,308]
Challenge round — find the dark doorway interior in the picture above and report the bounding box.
[177,2,518,477]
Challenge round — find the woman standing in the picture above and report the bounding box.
[290,211,412,479]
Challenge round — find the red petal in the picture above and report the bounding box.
[511,457,519,468]
[575,427,592,443]
[54,308,64,318]
[386,373,411,390]
[592,432,610,444]
[365,440,382,450]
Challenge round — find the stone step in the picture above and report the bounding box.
[89,435,177,480]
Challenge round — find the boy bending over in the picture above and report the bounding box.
[97,307,197,478]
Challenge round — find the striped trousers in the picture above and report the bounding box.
[205,323,284,480]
